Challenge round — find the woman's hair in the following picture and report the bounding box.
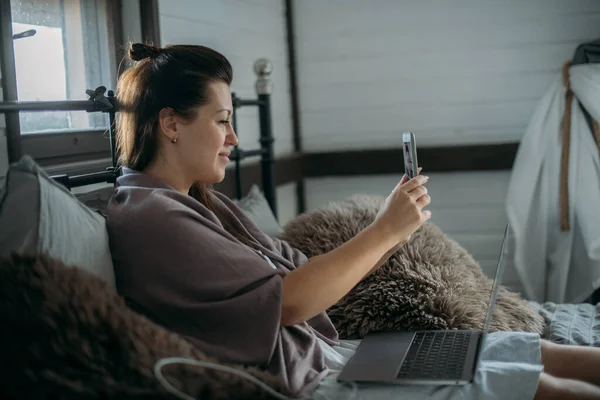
[116,43,254,245]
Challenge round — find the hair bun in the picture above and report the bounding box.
[129,43,160,61]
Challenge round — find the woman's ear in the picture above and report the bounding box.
[158,108,178,142]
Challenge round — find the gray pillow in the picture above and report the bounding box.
[0,156,116,289]
[235,184,283,237]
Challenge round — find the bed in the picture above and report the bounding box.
[0,57,599,399]
[530,301,600,346]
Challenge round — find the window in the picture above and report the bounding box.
[9,0,123,164]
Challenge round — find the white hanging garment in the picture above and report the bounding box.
[506,63,600,304]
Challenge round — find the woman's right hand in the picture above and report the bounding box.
[373,174,432,245]
[280,173,431,327]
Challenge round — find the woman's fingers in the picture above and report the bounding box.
[409,185,428,199]
[415,191,431,208]
[421,209,432,221]
[399,167,424,185]
[401,174,429,192]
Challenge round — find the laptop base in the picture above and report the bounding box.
[337,330,481,385]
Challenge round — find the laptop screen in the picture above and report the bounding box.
[473,224,510,375]
[481,224,510,335]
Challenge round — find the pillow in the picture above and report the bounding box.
[0,252,285,399]
[235,184,283,237]
[279,194,546,339]
[0,155,116,288]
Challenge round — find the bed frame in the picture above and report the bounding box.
[0,58,278,218]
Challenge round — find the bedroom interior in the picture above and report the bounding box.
[0,0,599,398]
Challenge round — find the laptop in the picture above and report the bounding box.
[337,224,510,386]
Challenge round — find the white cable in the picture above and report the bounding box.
[153,357,358,400]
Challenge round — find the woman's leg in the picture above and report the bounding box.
[540,339,600,387]
[535,372,600,400]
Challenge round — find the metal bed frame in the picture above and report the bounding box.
[0,59,278,218]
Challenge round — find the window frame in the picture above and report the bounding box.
[0,0,158,174]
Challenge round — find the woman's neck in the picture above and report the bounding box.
[144,159,191,194]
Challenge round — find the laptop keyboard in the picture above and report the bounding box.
[397,331,473,380]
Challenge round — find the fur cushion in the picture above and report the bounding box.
[279,195,545,339]
[0,252,285,400]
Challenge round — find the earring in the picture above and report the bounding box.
[171,137,178,144]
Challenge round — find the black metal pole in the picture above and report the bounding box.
[231,148,264,160]
[258,94,276,217]
[236,99,262,107]
[0,1,22,163]
[70,170,117,187]
[107,90,118,172]
[231,93,243,200]
[254,59,277,219]
[0,100,102,112]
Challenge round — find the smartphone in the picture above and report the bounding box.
[402,132,419,179]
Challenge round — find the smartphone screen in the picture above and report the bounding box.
[402,132,419,179]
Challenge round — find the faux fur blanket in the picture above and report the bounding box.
[279,195,545,339]
[0,252,284,400]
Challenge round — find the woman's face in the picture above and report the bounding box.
[161,81,238,186]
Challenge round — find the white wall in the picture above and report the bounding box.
[295,0,600,151]
[158,0,297,220]
[296,0,600,297]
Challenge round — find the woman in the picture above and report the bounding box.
[107,43,600,400]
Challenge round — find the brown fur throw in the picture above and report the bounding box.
[279,195,545,339]
[0,252,285,400]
